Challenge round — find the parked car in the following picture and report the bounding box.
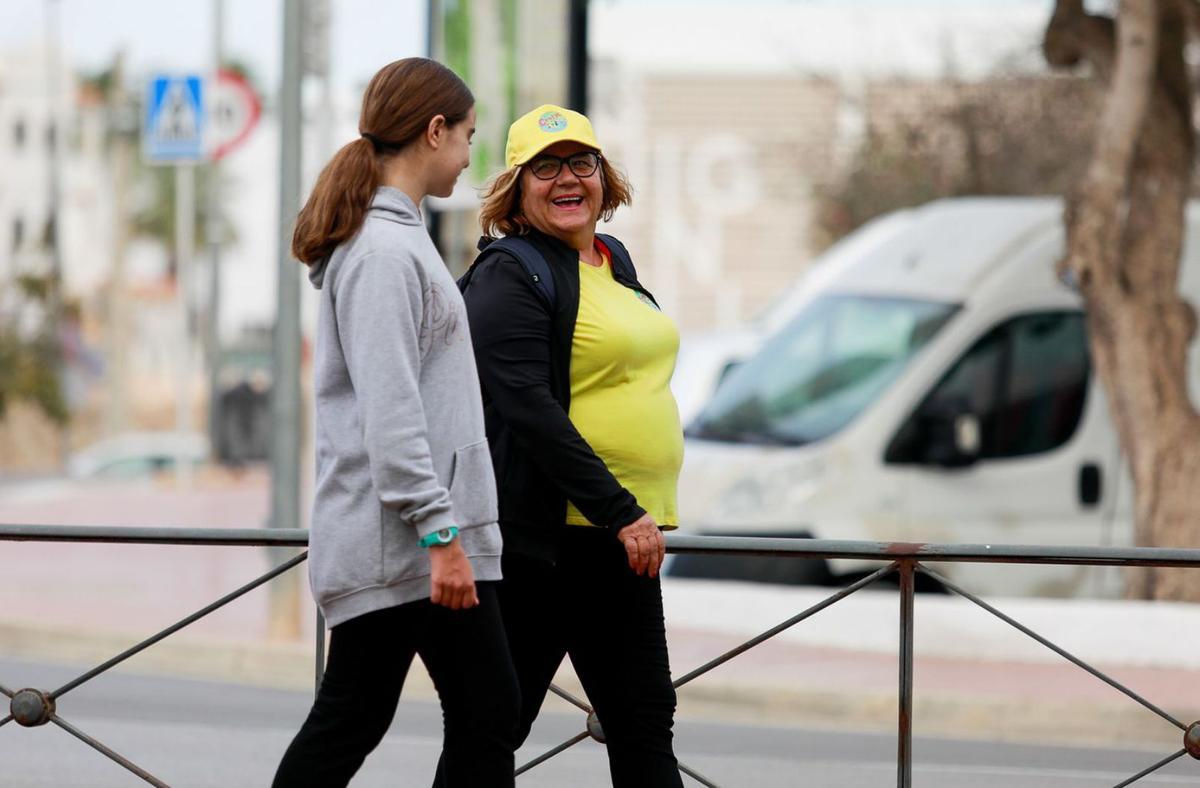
[66,431,210,480]
[673,196,1200,598]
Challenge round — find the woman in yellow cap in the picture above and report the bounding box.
[459,104,684,786]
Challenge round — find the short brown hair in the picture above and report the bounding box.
[478,157,633,239]
[292,58,473,265]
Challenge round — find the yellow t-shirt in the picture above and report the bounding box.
[565,251,684,528]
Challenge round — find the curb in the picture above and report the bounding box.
[670,681,1195,751]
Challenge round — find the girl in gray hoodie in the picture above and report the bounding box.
[272,58,517,788]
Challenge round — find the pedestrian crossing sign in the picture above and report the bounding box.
[144,74,205,163]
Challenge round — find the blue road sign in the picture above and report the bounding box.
[144,74,205,163]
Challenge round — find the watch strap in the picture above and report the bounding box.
[419,526,460,548]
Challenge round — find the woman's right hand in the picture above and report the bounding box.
[617,513,665,578]
[429,540,480,610]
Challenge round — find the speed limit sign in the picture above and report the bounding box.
[207,69,261,161]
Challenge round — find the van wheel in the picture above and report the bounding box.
[666,531,833,586]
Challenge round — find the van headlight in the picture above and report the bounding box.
[776,458,828,506]
[714,477,766,518]
[713,458,828,518]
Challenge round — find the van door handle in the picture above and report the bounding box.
[1079,463,1102,507]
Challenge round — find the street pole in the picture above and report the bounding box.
[174,163,195,489]
[305,0,333,161]
[269,0,304,638]
[567,0,588,113]
[426,0,438,59]
[422,0,441,253]
[426,0,443,253]
[103,53,134,438]
[206,0,225,463]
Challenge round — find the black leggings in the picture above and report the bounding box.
[500,527,685,787]
[272,582,519,788]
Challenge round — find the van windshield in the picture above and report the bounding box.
[688,295,958,446]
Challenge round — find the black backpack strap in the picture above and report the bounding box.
[464,235,557,309]
[596,233,638,279]
[597,232,662,310]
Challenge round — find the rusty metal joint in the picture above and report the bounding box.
[586,711,606,742]
[1185,721,1200,759]
[10,688,56,727]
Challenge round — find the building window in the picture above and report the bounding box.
[13,119,26,149]
[12,216,24,252]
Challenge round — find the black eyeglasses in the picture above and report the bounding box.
[527,151,601,181]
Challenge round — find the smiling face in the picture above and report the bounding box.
[519,140,603,248]
[428,106,476,199]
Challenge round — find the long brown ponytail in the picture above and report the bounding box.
[292,58,474,265]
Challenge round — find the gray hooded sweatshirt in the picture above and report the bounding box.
[307,187,502,627]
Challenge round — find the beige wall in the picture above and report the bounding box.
[590,70,1095,335]
[593,72,841,332]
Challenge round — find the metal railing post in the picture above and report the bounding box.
[897,559,915,788]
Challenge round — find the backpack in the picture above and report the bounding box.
[459,233,639,310]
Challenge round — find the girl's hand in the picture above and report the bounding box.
[429,540,479,609]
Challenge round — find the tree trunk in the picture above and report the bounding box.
[1045,0,1200,600]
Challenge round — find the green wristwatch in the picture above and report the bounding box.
[419,526,459,548]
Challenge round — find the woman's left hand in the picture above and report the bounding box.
[429,540,480,610]
[617,513,666,577]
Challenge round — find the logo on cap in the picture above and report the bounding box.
[538,111,567,133]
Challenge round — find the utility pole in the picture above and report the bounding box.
[206,0,225,463]
[269,0,305,638]
[44,0,68,468]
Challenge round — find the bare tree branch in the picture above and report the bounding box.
[1044,0,1117,78]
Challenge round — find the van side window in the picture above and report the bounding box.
[886,312,1090,463]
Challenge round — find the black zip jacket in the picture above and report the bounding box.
[459,230,655,562]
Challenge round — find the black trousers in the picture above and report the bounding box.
[272,582,519,788]
[501,527,684,787]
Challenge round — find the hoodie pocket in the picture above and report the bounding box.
[449,440,499,528]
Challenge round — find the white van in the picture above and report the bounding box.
[671,209,918,426]
[675,197,1200,598]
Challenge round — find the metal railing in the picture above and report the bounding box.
[2,523,1200,787]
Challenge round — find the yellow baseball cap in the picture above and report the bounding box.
[505,104,601,169]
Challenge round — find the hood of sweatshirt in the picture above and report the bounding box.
[308,186,423,291]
